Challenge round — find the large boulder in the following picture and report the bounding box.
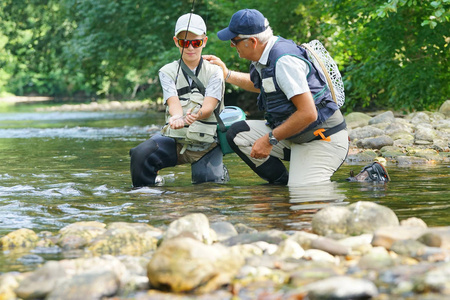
[147,237,244,294]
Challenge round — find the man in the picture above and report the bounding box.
[204,9,349,186]
[130,13,227,187]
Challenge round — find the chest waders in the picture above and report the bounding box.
[129,60,228,187]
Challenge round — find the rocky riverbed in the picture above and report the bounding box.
[0,201,449,299]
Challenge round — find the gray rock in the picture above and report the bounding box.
[345,112,372,129]
[410,112,431,125]
[439,100,450,117]
[369,111,395,125]
[221,230,288,247]
[303,276,378,299]
[311,206,351,236]
[347,201,399,235]
[46,271,119,300]
[311,237,350,256]
[210,221,238,242]
[349,125,385,141]
[356,135,394,149]
[422,261,450,294]
[358,246,395,269]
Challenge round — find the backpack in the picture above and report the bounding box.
[300,40,345,108]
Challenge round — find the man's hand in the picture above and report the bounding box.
[250,134,273,159]
[203,55,228,79]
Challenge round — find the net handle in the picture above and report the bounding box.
[301,43,337,105]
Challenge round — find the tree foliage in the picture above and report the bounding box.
[0,0,448,111]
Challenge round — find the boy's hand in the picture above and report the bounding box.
[168,114,185,129]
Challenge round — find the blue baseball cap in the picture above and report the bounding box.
[217,9,267,41]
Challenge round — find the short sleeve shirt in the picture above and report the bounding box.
[159,66,223,104]
[252,36,310,100]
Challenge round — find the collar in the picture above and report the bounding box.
[253,36,279,67]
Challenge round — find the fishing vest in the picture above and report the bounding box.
[250,37,339,133]
[160,58,224,148]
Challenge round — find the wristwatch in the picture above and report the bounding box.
[268,132,278,145]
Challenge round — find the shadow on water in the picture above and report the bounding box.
[0,106,449,272]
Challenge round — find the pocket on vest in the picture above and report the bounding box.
[186,122,216,144]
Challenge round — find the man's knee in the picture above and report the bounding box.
[226,120,250,146]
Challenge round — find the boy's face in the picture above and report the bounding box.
[173,31,207,65]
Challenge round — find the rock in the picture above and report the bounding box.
[302,276,378,299]
[349,125,385,141]
[311,237,350,256]
[311,206,351,236]
[439,100,450,117]
[164,213,213,244]
[221,230,288,247]
[210,221,238,242]
[390,239,427,257]
[15,256,129,299]
[57,221,106,250]
[303,249,337,263]
[356,135,394,149]
[88,223,158,256]
[369,111,395,125]
[0,228,39,250]
[234,223,258,234]
[46,271,119,300]
[347,201,399,235]
[400,217,428,228]
[345,112,372,129]
[273,239,305,259]
[358,246,395,269]
[372,226,428,249]
[422,261,450,294]
[147,237,244,293]
[410,112,431,125]
[0,273,21,300]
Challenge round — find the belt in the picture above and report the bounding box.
[310,120,347,142]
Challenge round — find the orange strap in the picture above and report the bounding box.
[313,128,331,142]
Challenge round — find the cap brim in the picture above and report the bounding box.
[175,27,205,37]
[217,27,238,41]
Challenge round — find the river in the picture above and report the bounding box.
[0,105,449,272]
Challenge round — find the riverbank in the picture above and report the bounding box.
[0,202,449,299]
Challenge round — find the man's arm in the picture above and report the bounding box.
[250,92,317,159]
[203,54,260,93]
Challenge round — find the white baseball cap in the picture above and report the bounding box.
[175,13,207,37]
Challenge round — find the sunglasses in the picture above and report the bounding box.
[177,39,204,48]
[230,38,247,46]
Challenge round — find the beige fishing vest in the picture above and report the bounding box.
[160,59,224,148]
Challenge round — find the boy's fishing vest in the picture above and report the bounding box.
[160,59,224,148]
[250,37,342,140]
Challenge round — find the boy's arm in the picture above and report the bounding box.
[166,96,185,129]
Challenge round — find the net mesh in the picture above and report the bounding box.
[301,40,345,108]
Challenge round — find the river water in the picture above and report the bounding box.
[0,105,449,272]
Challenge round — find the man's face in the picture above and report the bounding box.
[230,37,251,60]
[174,31,207,65]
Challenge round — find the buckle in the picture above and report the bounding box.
[313,128,330,142]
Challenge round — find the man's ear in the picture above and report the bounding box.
[202,36,208,48]
[248,37,257,49]
[173,36,179,47]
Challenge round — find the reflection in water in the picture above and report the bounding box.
[287,181,348,231]
[289,181,348,210]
